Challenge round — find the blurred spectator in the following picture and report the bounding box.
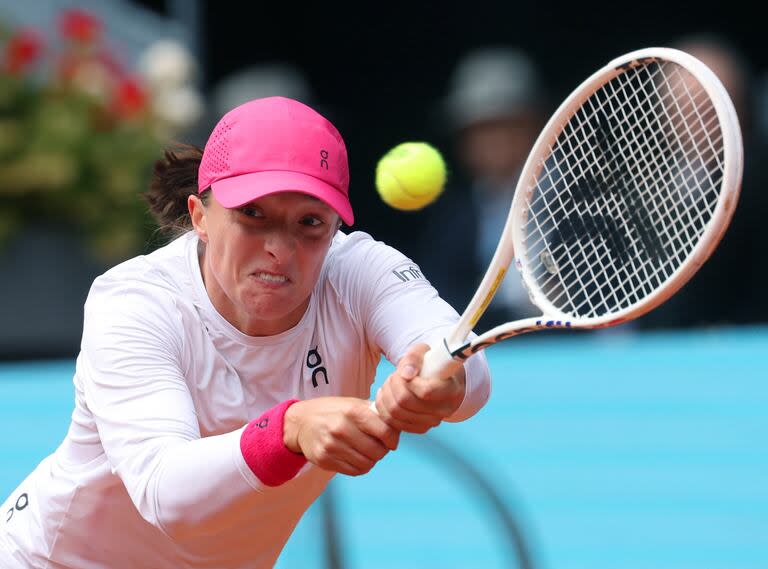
[211,62,313,116]
[189,62,314,147]
[642,34,768,328]
[416,47,547,330]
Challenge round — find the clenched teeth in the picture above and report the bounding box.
[256,272,288,283]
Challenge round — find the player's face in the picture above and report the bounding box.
[192,191,339,336]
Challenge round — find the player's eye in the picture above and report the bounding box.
[239,206,263,218]
[299,215,324,227]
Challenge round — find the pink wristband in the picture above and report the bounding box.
[240,399,307,487]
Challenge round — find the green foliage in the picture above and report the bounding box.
[0,13,165,262]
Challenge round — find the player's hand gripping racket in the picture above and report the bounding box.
[377,47,743,397]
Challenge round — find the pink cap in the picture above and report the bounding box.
[198,96,353,225]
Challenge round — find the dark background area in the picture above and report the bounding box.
[139,0,766,257]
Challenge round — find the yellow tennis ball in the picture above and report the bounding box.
[375,142,447,211]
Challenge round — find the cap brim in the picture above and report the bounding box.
[210,170,354,225]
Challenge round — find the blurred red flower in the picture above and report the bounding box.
[3,29,44,74]
[59,9,102,44]
[112,75,148,118]
[0,8,167,261]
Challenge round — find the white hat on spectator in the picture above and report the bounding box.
[212,63,313,118]
[445,47,541,129]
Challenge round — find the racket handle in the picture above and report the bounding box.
[369,341,463,415]
[420,341,463,381]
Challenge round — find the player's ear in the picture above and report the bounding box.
[188,194,208,243]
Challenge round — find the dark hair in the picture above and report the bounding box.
[144,143,209,235]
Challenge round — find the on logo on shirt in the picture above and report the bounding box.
[5,492,28,523]
[306,346,329,388]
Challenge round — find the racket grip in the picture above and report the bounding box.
[420,341,463,381]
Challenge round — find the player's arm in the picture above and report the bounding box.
[371,274,491,428]
[81,280,397,541]
[344,236,491,430]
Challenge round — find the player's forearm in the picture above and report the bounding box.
[443,351,492,422]
[143,403,305,541]
[147,428,269,540]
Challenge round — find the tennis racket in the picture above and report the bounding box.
[383,47,744,389]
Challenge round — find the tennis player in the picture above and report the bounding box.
[0,97,491,568]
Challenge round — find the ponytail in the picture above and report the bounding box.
[144,143,209,236]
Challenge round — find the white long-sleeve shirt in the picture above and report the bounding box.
[1,230,491,569]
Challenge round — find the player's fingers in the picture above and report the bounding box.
[396,343,431,381]
[405,374,462,404]
[378,414,436,435]
[337,418,398,461]
[342,429,392,463]
[316,456,371,477]
[314,433,383,475]
[356,403,402,450]
[328,409,396,458]
[376,376,432,423]
[376,382,441,434]
[389,375,430,410]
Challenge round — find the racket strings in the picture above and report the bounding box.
[522,60,724,318]
[540,63,720,243]
[543,85,721,315]
[569,73,722,292]
[540,66,720,312]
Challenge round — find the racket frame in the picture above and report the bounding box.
[423,47,743,378]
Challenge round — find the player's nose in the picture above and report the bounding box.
[262,229,296,261]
